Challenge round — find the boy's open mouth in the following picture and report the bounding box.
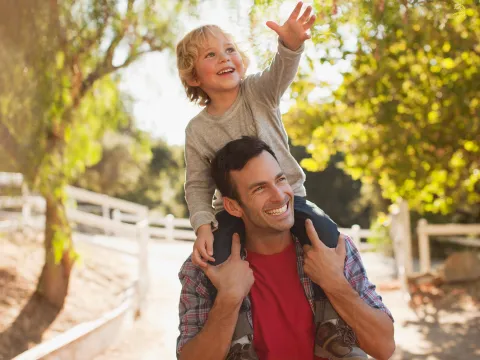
[217,67,235,75]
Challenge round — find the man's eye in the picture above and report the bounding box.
[254,186,264,193]
[278,176,287,182]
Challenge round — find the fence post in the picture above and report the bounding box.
[165,214,174,241]
[417,218,431,273]
[21,182,31,227]
[400,200,413,276]
[102,204,110,235]
[136,215,150,318]
[351,224,361,249]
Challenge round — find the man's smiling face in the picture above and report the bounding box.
[229,151,294,234]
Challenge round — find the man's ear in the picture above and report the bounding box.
[223,197,243,218]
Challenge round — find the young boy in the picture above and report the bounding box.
[176,2,368,359]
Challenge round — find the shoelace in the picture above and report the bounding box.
[336,322,357,346]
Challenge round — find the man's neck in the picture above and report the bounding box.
[245,230,293,255]
[205,86,240,116]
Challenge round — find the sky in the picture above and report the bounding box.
[119,1,347,145]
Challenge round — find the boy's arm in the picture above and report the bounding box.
[244,40,304,109]
[185,131,216,232]
[244,2,315,108]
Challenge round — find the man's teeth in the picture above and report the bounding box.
[265,204,287,216]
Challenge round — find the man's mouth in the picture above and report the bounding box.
[264,202,289,216]
[217,67,235,75]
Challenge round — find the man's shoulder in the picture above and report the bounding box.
[179,255,208,288]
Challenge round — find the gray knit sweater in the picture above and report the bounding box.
[185,40,306,232]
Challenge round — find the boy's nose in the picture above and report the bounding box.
[218,52,229,62]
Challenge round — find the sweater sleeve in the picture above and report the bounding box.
[244,39,304,110]
[184,129,216,233]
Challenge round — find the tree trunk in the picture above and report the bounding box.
[36,192,75,308]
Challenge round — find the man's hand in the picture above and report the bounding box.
[303,219,346,293]
[266,1,316,51]
[205,233,254,305]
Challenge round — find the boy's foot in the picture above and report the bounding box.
[314,318,368,360]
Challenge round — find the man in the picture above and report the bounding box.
[177,136,395,360]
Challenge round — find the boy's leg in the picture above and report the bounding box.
[291,196,339,299]
[292,196,368,359]
[211,210,245,266]
[291,196,339,249]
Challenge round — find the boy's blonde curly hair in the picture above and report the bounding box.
[176,25,250,107]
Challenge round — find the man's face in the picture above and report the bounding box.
[229,151,294,235]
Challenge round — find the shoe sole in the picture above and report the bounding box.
[315,345,368,360]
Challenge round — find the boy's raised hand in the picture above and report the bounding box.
[266,1,316,51]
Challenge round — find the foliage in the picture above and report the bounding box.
[0,0,199,305]
[121,140,188,218]
[366,211,393,256]
[290,145,370,227]
[251,0,480,217]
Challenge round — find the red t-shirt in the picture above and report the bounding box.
[246,242,326,360]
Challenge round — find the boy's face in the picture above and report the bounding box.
[189,31,245,98]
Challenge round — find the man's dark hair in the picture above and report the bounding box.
[211,136,278,201]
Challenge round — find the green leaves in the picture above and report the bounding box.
[251,0,480,215]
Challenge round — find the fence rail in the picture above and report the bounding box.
[417,219,480,273]
[113,211,377,250]
[0,172,150,316]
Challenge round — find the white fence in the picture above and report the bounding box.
[113,211,377,251]
[417,219,480,273]
[0,173,150,316]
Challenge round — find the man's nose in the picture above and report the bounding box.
[270,185,285,202]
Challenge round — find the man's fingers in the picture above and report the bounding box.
[303,244,312,252]
[336,234,347,258]
[204,263,216,278]
[230,233,242,259]
[305,219,326,250]
[266,21,282,35]
[288,1,303,21]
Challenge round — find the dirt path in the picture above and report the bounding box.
[94,240,191,360]
[95,241,480,360]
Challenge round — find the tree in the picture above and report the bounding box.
[0,0,197,307]
[75,91,153,197]
[251,0,480,219]
[121,140,188,218]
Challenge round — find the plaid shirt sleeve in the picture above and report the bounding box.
[176,257,213,357]
[343,235,394,322]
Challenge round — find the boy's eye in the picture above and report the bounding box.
[226,47,236,54]
[205,52,215,58]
